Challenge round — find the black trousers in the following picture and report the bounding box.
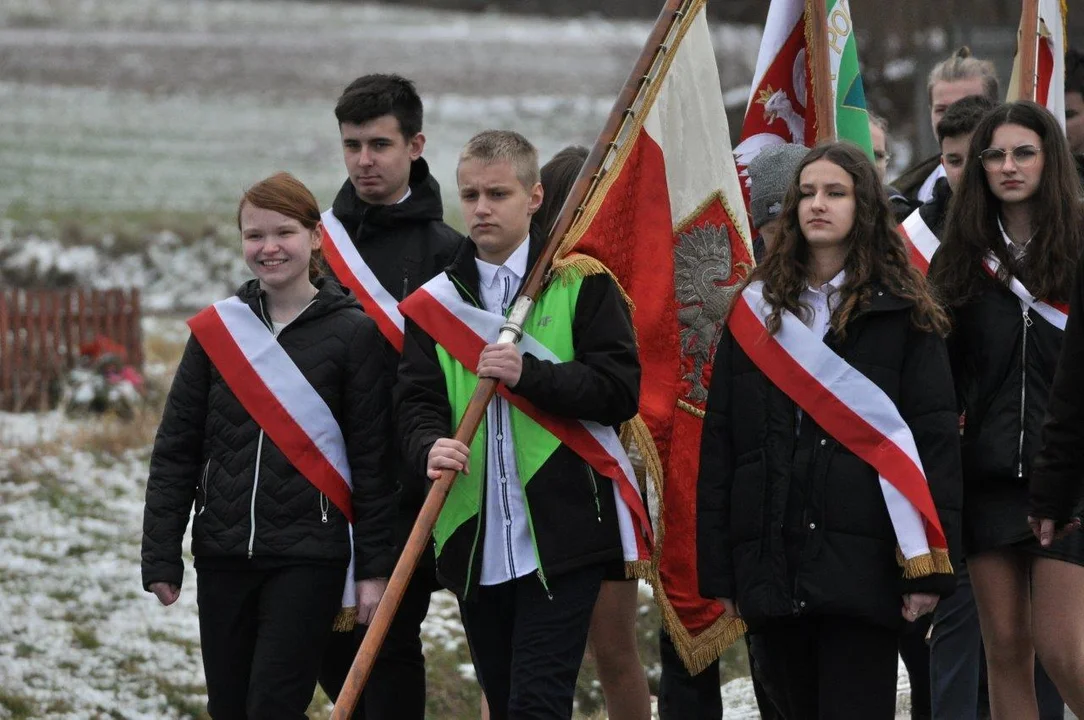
[459,564,603,720]
[899,615,932,719]
[749,615,900,720]
[196,563,345,720]
[317,563,432,719]
[657,628,722,720]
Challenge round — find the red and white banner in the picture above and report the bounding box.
[729,281,949,568]
[399,274,653,563]
[188,296,357,608]
[320,209,406,351]
[1007,0,1068,129]
[984,252,1070,331]
[899,207,940,276]
[551,0,751,672]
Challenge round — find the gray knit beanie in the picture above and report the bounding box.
[748,143,809,230]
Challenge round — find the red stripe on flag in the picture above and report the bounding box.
[400,289,653,553]
[1037,36,1054,108]
[900,227,931,277]
[321,227,404,352]
[728,297,946,546]
[188,308,354,522]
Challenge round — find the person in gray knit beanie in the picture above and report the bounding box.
[748,143,809,258]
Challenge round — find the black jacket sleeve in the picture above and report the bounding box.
[345,318,399,579]
[1031,252,1084,523]
[897,325,962,597]
[394,319,453,482]
[141,335,209,591]
[511,274,640,426]
[697,330,736,600]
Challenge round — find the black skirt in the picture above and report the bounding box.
[963,475,1084,565]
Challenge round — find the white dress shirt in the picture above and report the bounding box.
[474,237,537,585]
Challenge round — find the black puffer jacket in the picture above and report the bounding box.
[697,288,962,630]
[141,278,398,591]
[330,159,463,530]
[1032,249,1084,522]
[931,254,1067,553]
[394,234,640,598]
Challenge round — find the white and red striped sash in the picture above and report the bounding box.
[188,297,358,610]
[399,275,654,562]
[899,207,940,276]
[983,252,1069,331]
[728,282,948,569]
[320,209,406,351]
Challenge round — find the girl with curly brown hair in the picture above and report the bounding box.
[698,142,962,718]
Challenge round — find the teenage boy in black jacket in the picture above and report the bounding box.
[317,73,462,720]
[395,130,641,719]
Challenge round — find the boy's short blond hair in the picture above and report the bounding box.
[458,130,540,189]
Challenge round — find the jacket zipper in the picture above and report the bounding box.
[198,459,210,515]
[402,268,410,299]
[248,430,265,558]
[1018,308,1031,478]
[588,466,601,522]
[246,295,317,558]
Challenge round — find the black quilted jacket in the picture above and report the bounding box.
[141,278,398,591]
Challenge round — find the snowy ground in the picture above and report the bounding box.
[0,0,760,218]
[0,316,927,719]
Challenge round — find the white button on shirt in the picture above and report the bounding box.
[475,236,537,586]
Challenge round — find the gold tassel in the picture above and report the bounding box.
[332,606,356,632]
[551,254,636,313]
[896,547,954,579]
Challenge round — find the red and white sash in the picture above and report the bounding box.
[399,275,654,562]
[728,282,949,575]
[188,297,357,609]
[320,209,406,351]
[899,207,940,277]
[984,246,1069,332]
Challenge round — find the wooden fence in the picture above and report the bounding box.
[0,288,143,412]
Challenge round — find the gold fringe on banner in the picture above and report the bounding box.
[332,607,356,632]
[896,547,954,579]
[620,412,746,673]
[551,253,635,312]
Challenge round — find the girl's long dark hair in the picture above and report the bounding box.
[933,101,1084,306]
[754,142,949,338]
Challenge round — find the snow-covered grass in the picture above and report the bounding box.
[0,316,928,719]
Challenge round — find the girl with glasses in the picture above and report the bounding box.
[931,100,1084,717]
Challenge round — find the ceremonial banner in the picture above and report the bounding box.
[734,0,874,203]
[552,0,752,673]
[1007,0,1068,129]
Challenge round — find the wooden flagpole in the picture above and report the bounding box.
[1018,0,1041,101]
[807,0,836,143]
[329,1,691,716]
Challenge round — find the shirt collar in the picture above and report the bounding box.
[395,186,412,205]
[808,269,846,294]
[475,234,530,289]
[997,215,1031,260]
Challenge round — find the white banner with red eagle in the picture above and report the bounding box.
[550,0,752,673]
[734,0,874,205]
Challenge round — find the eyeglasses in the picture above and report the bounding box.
[978,145,1042,171]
